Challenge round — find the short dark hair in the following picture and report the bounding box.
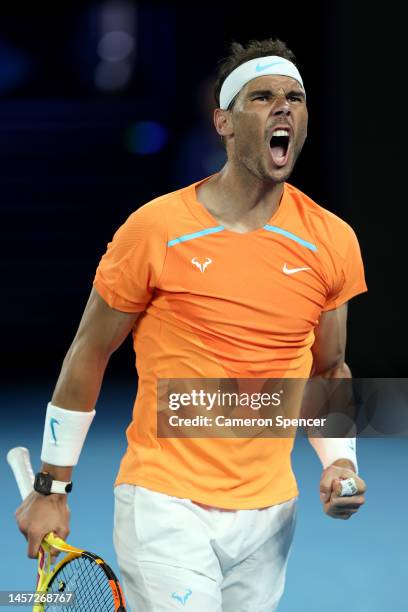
[214,38,297,109]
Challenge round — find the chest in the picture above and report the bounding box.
[156,231,329,329]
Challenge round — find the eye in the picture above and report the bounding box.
[253,95,268,101]
[288,95,302,102]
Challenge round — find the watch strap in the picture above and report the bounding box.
[34,471,73,495]
[50,479,73,494]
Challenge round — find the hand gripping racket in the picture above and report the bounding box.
[7,447,126,612]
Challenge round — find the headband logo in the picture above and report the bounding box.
[256,61,280,73]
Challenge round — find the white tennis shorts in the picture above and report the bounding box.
[113,485,297,611]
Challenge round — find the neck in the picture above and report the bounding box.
[197,162,284,232]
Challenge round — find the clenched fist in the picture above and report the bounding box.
[319,460,366,520]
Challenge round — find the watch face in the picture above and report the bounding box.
[35,472,52,494]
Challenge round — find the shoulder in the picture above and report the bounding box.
[285,183,360,258]
[125,184,191,226]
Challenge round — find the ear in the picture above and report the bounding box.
[213,108,234,138]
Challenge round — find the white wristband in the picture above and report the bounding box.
[308,437,358,473]
[41,402,96,466]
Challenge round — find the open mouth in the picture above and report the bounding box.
[269,129,290,167]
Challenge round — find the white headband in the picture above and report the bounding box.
[219,55,305,110]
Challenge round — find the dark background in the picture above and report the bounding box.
[2,2,405,382]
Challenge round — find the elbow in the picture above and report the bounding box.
[312,361,352,379]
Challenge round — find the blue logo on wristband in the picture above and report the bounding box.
[50,418,59,444]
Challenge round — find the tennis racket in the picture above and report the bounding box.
[7,446,126,612]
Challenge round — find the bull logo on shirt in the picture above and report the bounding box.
[191,257,212,273]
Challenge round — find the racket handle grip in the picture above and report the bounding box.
[7,447,35,500]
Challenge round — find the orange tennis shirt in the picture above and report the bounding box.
[93,175,367,509]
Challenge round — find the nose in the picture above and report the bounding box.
[271,90,291,116]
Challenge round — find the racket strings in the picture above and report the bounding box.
[45,555,117,611]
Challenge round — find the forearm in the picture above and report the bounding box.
[303,360,353,422]
[41,341,109,479]
[52,338,109,411]
[307,361,357,471]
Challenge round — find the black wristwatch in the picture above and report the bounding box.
[34,472,73,495]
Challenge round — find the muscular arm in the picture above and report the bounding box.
[42,288,141,481]
[307,303,367,518]
[52,287,140,410]
[307,302,355,470]
[17,288,141,556]
[311,302,350,380]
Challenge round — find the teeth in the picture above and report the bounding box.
[272,129,289,137]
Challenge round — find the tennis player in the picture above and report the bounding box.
[15,38,367,611]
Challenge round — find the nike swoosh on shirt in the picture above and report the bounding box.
[282,263,311,275]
